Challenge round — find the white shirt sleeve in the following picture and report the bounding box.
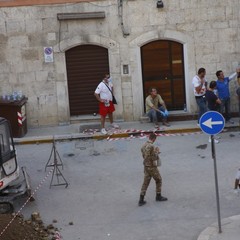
[95,82,103,94]
[228,72,237,81]
[192,76,200,87]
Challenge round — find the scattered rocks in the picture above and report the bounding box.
[0,212,60,240]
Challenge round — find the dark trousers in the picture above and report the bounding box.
[220,97,231,121]
[195,96,207,123]
[147,106,167,123]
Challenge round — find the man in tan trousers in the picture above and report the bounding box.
[138,133,167,206]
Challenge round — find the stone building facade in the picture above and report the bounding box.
[0,0,239,127]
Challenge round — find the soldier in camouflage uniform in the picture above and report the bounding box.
[138,133,167,206]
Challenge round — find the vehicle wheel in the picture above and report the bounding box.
[0,202,14,214]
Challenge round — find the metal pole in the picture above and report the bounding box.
[211,135,222,233]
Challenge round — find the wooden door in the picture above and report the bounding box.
[141,40,185,111]
[65,45,109,116]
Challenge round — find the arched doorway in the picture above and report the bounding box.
[141,40,186,111]
[65,45,109,116]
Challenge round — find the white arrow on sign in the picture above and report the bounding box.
[202,118,223,129]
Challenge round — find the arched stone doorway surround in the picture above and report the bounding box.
[53,35,122,124]
[129,29,196,120]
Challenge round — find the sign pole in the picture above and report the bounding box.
[200,111,225,234]
[211,135,222,233]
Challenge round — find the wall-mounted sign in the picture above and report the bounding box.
[44,47,54,63]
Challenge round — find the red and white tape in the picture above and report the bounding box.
[17,112,26,126]
[106,131,202,141]
[17,111,23,126]
[0,168,55,239]
[54,231,62,240]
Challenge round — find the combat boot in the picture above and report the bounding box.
[156,193,168,201]
[138,195,146,206]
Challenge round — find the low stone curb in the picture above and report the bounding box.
[197,215,240,240]
[13,125,239,145]
[13,127,201,145]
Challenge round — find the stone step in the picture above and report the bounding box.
[71,113,199,125]
[141,113,198,123]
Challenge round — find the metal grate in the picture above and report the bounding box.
[65,45,109,116]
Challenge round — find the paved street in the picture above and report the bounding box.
[14,131,240,240]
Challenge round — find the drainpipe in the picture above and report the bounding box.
[118,0,130,37]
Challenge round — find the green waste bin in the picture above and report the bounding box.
[0,97,28,138]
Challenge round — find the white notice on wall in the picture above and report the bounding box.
[44,47,54,63]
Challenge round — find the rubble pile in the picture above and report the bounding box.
[0,212,60,240]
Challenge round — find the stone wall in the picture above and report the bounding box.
[0,0,239,126]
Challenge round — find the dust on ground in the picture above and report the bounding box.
[0,212,59,240]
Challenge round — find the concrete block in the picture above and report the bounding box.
[0,48,5,63]
[218,28,238,41]
[8,36,29,47]
[21,49,39,61]
[35,71,48,82]
[122,88,133,97]
[0,24,6,34]
[122,96,133,105]
[122,82,132,89]
[229,20,239,28]
[0,63,10,73]
[54,53,67,74]
[6,20,25,33]
[180,0,198,9]
[195,43,214,57]
[47,33,56,41]
[17,72,36,85]
[197,21,212,30]
[42,18,58,32]
[201,54,220,64]
[214,41,236,54]
[56,81,70,123]
[212,21,229,29]
[149,12,167,26]
[176,23,196,32]
[24,60,43,72]
[25,19,42,33]
[166,11,185,25]
[194,30,218,43]
[207,7,226,21]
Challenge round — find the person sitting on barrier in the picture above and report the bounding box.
[145,88,170,128]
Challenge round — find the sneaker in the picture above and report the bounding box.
[101,128,107,135]
[208,137,219,144]
[154,123,160,128]
[111,123,119,129]
[162,121,170,127]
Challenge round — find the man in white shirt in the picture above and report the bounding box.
[94,74,118,135]
[192,68,208,124]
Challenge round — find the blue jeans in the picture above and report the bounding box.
[238,97,240,118]
[147,106,167,123]
[219,97,231,121]
[195,96,207,123]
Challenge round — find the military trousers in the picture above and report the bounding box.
[140,166,162,196]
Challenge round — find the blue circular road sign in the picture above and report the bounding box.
[199,111,225,135]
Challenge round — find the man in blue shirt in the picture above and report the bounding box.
[216,69,238,123]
